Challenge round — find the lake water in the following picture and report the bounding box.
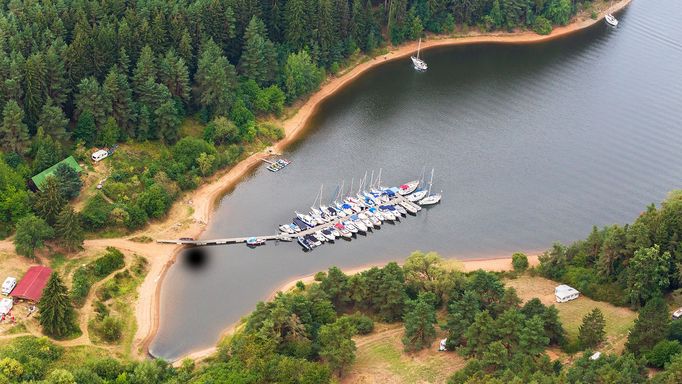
[150,1,682,360]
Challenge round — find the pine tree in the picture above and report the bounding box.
[626,297,671,355]
[32,130,62,174]
[136,104,151,140]
[239,16,277,86]
[159,50,190,105]
[196,40,237,117]
[578,308,606,349]
[24,52,48,128]
[54,163,83,200]
[37,99,69,141]
[284,0,308,50]
[74,110,97,145]
[155,100,181,144]
[319,318,356,376]
[133,45,157,96]
[0,100,30,154]
[55,206,84,251]
[44,44,69,107]
[463,310,496,357]
[103,68,135,138]
[75,77,107,125]
[402,296,437,351]
[34,177,67,225]
[38,272,77,337]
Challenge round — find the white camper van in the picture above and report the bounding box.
[91,149,109,162]
[555,285,580,303]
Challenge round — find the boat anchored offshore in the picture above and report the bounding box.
[246,237,266,247]
[411,38,428,71]
[605,13,618,27]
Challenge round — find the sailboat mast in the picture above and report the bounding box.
[428,168,434,195]
[417,38,421,60]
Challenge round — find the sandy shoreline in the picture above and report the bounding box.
[134,0,632,361]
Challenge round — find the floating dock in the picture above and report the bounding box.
[157,194,419,246]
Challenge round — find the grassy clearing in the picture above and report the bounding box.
[505,275,637,354]
[342,323,466,384]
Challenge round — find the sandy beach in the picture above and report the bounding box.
[20,0,628,361]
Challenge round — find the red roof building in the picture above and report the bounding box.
[11,266,52,302]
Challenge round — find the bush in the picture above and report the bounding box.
[81,193,113,229]
[98,316,123,342]
[669,319,682,343]
[646,340,682,368]
[512,252,529,272]
[347,312,374,335]
[92,247,125,278]
[533,16,553,35]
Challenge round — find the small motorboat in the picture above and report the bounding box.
[407,190,428,202]
[344,221,359,234]
[394,204,407,216]
[314,231,327,243]
[305,234,321,247]
[295,211,316,227]
[400,201,418,214]
[350,216,368,232]
[335,223,352,238]
[380,208,396,221]
[293,217,309,230]
[298,236,311,250]
[246,237,266,247]
[321,228,336,241]
[605,13,618,27]
[337,202,354,215]
[279,224,294,234]
[329,227,341,238]
[399,180,419,195]
[369,215,382,227]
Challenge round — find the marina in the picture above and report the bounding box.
[157,177,439,249]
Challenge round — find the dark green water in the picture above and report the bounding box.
[151,1,682,360]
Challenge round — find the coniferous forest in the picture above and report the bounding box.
[0,0,587,239]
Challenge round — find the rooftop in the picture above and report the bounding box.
[30,156,82,191]
[11,266,53,302]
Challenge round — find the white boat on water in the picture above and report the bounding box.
[344,221,359,233]
[418,168,442,206]
[411,38,428,71]
[408,190,427,202]
[605,13,618,27]
[400,201,418,214]
[394,204,407,216]
[314,231,327,243]
[399,180,419,195]
[246,237,266,247]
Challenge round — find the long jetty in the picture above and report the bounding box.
[157,194,415,246]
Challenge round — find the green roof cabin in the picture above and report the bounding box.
[29,156,82,192]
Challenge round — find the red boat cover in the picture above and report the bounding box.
[11,265,52,302]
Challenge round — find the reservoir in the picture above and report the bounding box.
[151,1,682,360]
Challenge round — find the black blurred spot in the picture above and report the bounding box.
[183,247,208,270]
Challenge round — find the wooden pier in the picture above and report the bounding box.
[156,195,417,246]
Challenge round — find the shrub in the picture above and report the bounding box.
[533,16,553,35]
[81,193,113,229]
[669,319,682,343]
[646,340,682,368]
[92,247,125,278]
[98,316,123,342]
[512,252,529,272]
[348,312,374,335]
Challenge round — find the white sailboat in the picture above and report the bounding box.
[411,38,428,71]
[605,1,618,27]
[605,13,618,27]
[418,168,442,206]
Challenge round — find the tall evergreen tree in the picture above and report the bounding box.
[44,44,69,107]
[103,68,135,138]
[37,99,69,141]
[133,45,157,96]
[319,318,356,376]
[159,50,191,105]
[38,272,77,337]
[239,16,277,86]
[55,206,84,251]
[626,297,670,355]
[155,101,181,144]
[24,52,48,128]
[75,77,107,126]
[54,163,83,200]
[0,100,30,154]
[34,177,67,225]
[402,296,437,351]
[195,39,238,117]
[578,308,606,349]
